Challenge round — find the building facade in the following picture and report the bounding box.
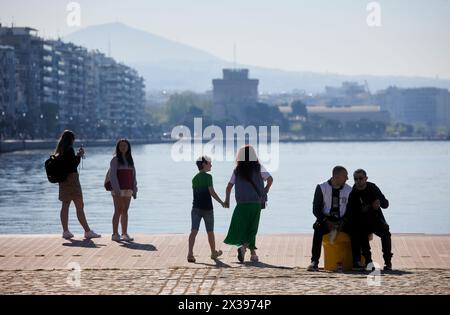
[0,24,146,139]
[376,87,450,129]
[212,69,259,124]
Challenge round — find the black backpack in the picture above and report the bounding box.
[45,155,68,183]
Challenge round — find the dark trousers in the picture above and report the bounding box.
[352,214,393,265]
[311,220,360,263]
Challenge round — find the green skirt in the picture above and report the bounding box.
[224,203,261,250]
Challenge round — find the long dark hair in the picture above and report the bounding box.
[115,139,134,167]
[54,130,75,156]
[234,145,260,181]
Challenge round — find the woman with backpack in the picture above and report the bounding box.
[223,145,273,263]
[108,139,138,242]
[55,130,101,240]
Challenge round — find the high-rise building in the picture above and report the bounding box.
[376,87,450,128]
[0,25,146,138]
[0,26,43,130]
[0,45,17,117]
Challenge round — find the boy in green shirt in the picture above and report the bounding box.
[188,156,225,263]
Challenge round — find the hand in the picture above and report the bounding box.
[133,193,137,200]
[372,199,381,210]
[223,201,230,208]
[77,147,85,158]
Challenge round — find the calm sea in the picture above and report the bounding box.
[0,142,449,235]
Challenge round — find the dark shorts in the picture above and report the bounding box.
[191,208,214,232]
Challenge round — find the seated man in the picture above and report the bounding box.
[307,166,360,271]
[347,169,393,271]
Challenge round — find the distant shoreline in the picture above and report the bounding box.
[1,137,448,154]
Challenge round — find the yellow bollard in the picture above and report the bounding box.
[322,232,353,271]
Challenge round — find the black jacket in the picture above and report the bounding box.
[347,182,389,230]
[61,148,81,174]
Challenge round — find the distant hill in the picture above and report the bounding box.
[65,22,450,93]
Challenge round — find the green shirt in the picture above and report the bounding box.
[192,172,213,210]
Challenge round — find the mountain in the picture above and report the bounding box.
[64,22,450,93]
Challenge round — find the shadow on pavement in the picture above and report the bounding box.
[119,241,157,251]
[242,261,293,269]
[62,239,106,248]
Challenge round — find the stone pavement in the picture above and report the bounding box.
[1,234,449,295]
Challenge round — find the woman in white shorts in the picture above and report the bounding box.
[109,139,138,242]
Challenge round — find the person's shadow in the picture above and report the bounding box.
[62,239,106,248]
[119,241,157,251]
[242,261,293,269]
[194,259,233,268]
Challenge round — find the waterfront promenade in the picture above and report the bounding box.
[1,233,449,295]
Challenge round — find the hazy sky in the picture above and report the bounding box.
[1,0,449,78]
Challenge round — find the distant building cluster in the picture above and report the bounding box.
[376,87,450,129]
[0,25,145,139]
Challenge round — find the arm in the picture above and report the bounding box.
[224,183,234,208]
[344,191,356,224]
[373,185,389,210]
[208,186,224,207]
[264,176,273,194]
[312,185,325,222]
[110,158,121,194]
[69,148,81,169]
[132,167,138,199]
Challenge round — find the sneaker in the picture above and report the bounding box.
[307,261,319,272]
[211,250,223,260]
[84,230,101,239]
[237,246,246,263]
[250,254,259,263]
[383,262,392,271]
[62,231,74,240]
[352,261,365,271]
[121,234,134,242]
[111,234,121,242]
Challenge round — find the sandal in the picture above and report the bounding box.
[250,254,259,262]
[187,255,196,263]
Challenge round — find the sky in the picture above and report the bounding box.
[1,0,449,78]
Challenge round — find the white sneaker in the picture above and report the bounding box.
[84,230,101,239]
[111,234,121,241]
[62,231,74,239]
[121,234,134,242]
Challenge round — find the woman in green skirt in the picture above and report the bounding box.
[224,145,273,263]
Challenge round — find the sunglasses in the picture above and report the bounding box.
[354,177,365,181]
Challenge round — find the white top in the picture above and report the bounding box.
[229,164,271,184]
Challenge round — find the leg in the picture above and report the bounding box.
[374,220,392,266]
[204,210,216,254]
[207,232,216,253]
[73,198,90,232]
[360,232,372,264]
[112,195,121,236]
[120,197,132,235]
[349,229,362,264]
[188,230,198,258]
[188,208,202,259]
[60,201,71,232]
[311,221,329,263]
